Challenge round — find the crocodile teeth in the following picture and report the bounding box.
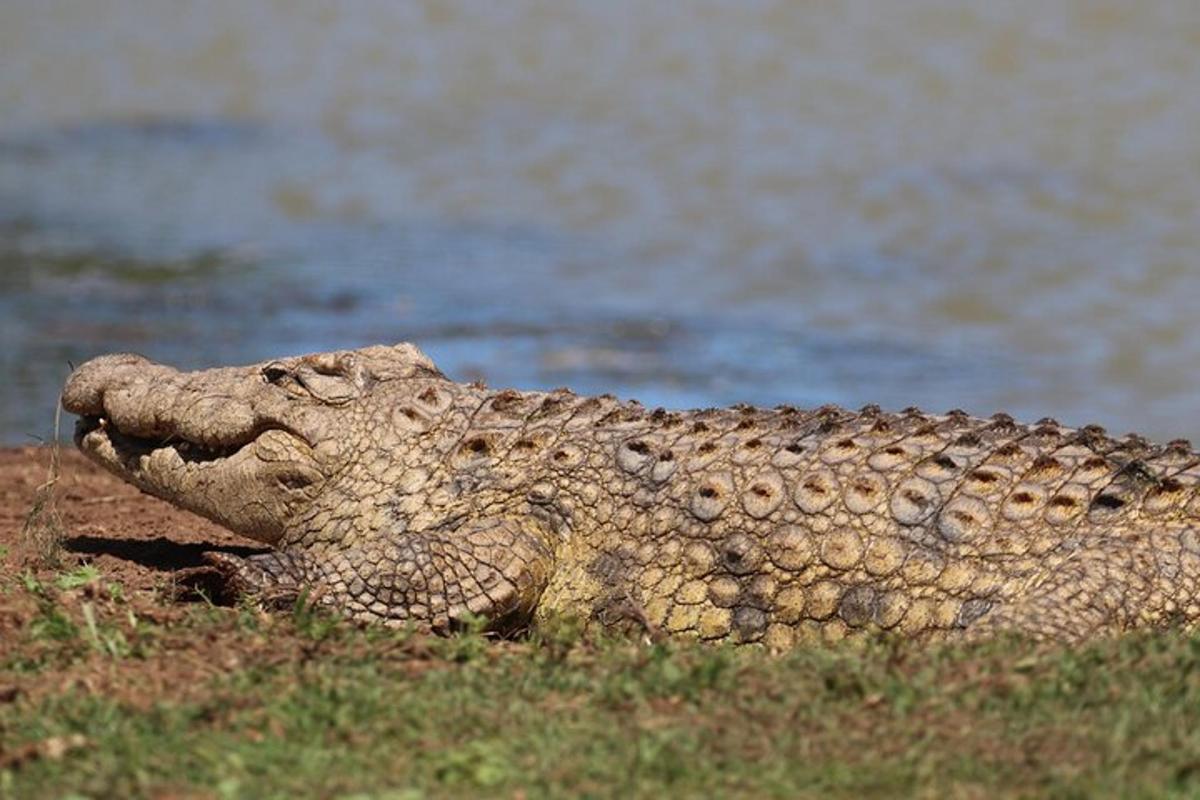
[172,438,238,461]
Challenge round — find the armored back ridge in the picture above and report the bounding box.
[61,343,1200,647]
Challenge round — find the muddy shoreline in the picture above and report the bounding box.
[0,445,264,604]
[0,446,315,715]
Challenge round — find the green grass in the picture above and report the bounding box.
[3,575,1200,798]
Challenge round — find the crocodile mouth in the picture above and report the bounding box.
[75,414,249,466]
[61,352,330,544]
[73,410,322,545]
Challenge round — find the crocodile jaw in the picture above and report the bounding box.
[61,344,443,545]
[62,352,326,545]
[72,413,320,545]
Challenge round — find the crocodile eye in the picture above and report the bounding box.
[294,362,364,403]
[262,363,290,384]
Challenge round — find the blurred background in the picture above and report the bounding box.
[2,1,1199,444]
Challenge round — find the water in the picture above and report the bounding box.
[3,1,1200,443]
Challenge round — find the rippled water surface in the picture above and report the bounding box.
[3,2,1200,443]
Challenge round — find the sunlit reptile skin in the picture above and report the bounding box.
[61,344,1200,647]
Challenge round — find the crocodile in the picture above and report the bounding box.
[60,342,1200,647]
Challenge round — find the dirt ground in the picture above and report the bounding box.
[0,446,304,715]
[0,445,266,594]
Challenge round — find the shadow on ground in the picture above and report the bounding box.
[64,535,270,605]
[64,535,267,571]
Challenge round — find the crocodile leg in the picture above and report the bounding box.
[204,549,316,606]
[206,517,554,632]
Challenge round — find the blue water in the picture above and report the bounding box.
[3,2,1200,443]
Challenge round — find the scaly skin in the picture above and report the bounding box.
[60,343,1200,646]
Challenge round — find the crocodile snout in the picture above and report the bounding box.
[61,353,156,417]
[60,350,328,546]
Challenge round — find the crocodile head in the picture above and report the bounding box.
[61,343,444,545]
